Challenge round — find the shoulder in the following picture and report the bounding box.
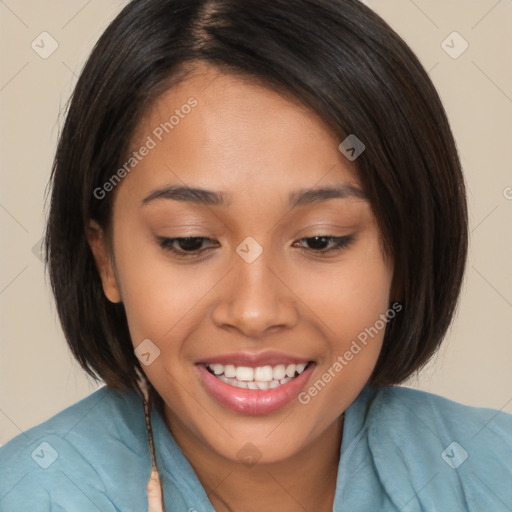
[365,385,512,510]
[374,385,512,437]
[0,386,150,511]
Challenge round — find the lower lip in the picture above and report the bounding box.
[196,363,315,415]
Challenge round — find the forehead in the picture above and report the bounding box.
[122,63,361,200]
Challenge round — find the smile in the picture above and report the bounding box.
[197,357,316,415]
[204,362,311,390]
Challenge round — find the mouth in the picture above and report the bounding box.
[203,361,313,390]
[195,354,316,415]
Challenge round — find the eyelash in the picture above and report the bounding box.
[156,235,355,259]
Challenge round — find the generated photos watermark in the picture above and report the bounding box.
[298,302,402,404]
[93,97,198,200]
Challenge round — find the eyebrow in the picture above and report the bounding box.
[141,184,367,208]
[142,185,226,207]
[289,185,367,207]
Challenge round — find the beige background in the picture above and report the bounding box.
[0,0,511,446]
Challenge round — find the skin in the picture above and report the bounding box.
[88,62,394,512]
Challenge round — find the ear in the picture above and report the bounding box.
[86,220,122,303]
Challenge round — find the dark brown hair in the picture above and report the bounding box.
[45,0,468,395]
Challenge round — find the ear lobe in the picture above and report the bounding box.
[86,220,122,303]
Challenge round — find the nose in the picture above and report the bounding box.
[211,247,299,339]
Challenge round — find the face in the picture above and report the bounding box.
[89,62,394,465]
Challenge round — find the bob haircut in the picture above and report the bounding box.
[45,0,468,397]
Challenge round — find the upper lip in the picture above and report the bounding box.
[196,350,313,368]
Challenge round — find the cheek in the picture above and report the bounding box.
[109,224,208,346]
[291,239,392,342]
[296,265,391,420]
[291,238,392,401]
[117,258,216,348]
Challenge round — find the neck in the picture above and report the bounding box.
[164,410,344,512]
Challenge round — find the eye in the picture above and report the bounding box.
[156,234,355,260]
[293,235,355,254]
[157,236,218,258]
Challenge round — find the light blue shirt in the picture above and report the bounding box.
[1,384,511,511]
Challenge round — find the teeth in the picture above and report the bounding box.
[296,363,307,374]
[256,381,270,390]
[236,366,254,381]
[205,361,310,390]
[254,366,273,382]
[272,364,286,380]
[285,364,296,378]
[224,364,236,378]
[211,363,224,375]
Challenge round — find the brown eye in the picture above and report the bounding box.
[293,235,355,253]
[157,237,218,258]
[303,236,331,250]
[173,237,206,251]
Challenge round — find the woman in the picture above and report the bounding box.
[1,1,511,511]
